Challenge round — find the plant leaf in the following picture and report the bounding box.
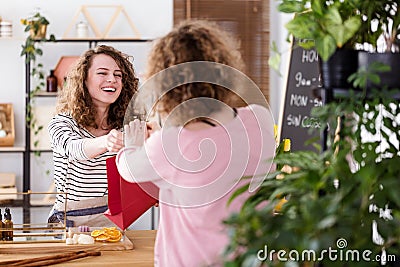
[325,8,361,48]
[285,13,316,40]
[268,52,281,75]
[316,34,336,61]
[278,0,305,13]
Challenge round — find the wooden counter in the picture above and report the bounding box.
[0,230,156,266]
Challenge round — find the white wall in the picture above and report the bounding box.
[269,0,292,124]
[0,0,173,230]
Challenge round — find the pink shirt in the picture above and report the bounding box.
[117,104,275,266]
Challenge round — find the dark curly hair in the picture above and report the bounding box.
[145,19,245,119]
[56,45,138,129]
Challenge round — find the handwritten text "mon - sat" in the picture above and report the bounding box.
[287,114,321,128]
[290,94,322,107]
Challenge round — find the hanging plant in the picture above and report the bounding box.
[20,12,56,155]
[21,12,56,63]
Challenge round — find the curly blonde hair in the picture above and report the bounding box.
[56,45,138,129]
[145,19,244,117]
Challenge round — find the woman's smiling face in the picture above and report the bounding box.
[86,54,123,107]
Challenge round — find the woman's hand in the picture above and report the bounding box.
[105,129,124,152]
[124,119,147,147]
[146,121,161,136]
[83,129,123,158]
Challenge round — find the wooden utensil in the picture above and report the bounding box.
[0,250,101,266]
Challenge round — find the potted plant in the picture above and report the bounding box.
[275,0,362,89]
[275,0,400,90]
[21,12,50,39]
[354,0,399,53]
[20,12,56,62]
[355,0,400,90]
[278,0,361,61]
[223,72,400,266]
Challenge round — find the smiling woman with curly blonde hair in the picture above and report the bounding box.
[57,45,138,130]
[48,45,139,227]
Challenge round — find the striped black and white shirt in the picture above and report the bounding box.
[48,113,116,209]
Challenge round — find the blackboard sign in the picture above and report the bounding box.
[278,39,323,152]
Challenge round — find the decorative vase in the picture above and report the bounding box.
[358,52,400,90]
[319,49,359,89]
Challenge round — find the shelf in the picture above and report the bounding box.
[2,37,153,43]
[31,150,52,153]
[0,199,53,208]
[51,38,153,42]
[0,199,23,207]
[34,91,58,97]
[0,37,24,41]
[320,87,400,100]
[34,38,153,49]
[0,146,25,152]
[30,198,55,207]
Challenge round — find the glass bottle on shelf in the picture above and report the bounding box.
[3,207,13,241]
[46,69,58,92]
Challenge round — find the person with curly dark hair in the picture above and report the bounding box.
[47,45,139,227]
[117,20,275,266]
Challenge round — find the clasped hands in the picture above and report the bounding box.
[105,119,160,152]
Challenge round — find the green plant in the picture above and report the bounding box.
[355,0,399,52]
[26,62,45,156]
[276,0,362,61]
[21,12,55,62]
[20,12,56,155]
[224,71,400,266]
[269,0,399,74]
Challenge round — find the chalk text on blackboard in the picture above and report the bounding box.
[302,49,319,63]
[290,94,308,107]
[286,114,321,129]
[294,72,318,87]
